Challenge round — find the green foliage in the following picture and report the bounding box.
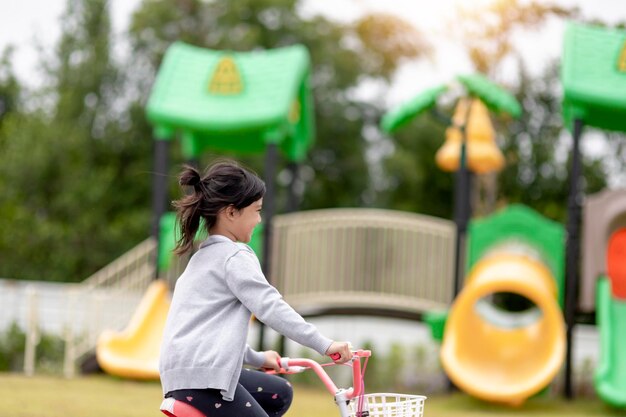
[0,323,66,373]
[36,331,66,374]
[379,116,454,218]
[0,47,20,126]
[0,323,26,371]
[497,63,607,221]
[0,0,623,284]
[0,0,425,282]
[0,0,152,281]
[455,0,576,76]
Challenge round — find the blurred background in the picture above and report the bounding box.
[1,0,626,415]
[1,0,624,284]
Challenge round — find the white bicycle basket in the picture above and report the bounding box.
[348,393,426,417]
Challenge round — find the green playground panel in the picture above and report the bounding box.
[456,74,522,118]
[467,204,566,307]
[158,212,178,272]
[562,22,626,132]
[380,84,448,133]
[380,73,521,134]
[423,310,448,342]
[146,42,314,161]
[595,277,626,408]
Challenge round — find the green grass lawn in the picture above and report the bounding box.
[0,373,623,417]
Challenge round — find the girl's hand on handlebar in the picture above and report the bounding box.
[260,350,282,371]
[325,341,353,364]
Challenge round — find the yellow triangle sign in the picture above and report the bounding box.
[208,56,243,95]
[618,41,626,72]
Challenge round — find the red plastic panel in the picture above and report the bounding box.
[607,228,626,299]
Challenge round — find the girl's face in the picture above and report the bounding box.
[232,198,263,243]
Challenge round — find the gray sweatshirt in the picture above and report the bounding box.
[159,235,333,401]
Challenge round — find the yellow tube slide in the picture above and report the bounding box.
[96,279,170,379]
[441,254,566,406]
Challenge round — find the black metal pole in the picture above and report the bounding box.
[286,162,300,213]
[453,138,472,298]
[564,118,584,399]
[453,101,473,298]
[257,143,279,352]
[447,119,472,392]
[152,139,170,278]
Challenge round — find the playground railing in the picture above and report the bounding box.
[270,208,456,316]
[15,236,188,378]
[61,238,158,376]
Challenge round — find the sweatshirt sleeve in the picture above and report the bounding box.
[225,249,333,356]
[243,345,266,368]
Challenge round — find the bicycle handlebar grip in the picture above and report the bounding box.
[280,357,290,369]
[329,352,341,361]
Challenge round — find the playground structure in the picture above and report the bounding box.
[97,41,317,378]
[88,21,626,410]
[560,22,626,406]
[439,205,566,405]
[581,189,626,407]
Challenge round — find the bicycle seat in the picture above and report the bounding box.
[160,398,205,417]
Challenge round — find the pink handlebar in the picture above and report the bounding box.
[277,350,371,400]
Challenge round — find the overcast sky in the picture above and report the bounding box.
[1,0,625,106]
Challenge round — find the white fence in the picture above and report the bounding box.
[0,237,187,377]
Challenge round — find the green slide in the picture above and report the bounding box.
[594,277,626,408]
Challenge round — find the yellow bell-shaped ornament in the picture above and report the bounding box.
[435,98,504,174]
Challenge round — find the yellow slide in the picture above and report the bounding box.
[441,253,566,406]
[96,280,171,379]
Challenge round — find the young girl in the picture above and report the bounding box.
[159,160,352,417]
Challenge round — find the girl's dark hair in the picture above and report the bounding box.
[173,160,265,255]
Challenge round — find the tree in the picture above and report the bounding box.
[0,47,20,127]
[0,0,429,281]
[498,61,607,221]
[378,1,616,222]
[0,0,152,281]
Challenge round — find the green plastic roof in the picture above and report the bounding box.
[380,74,521,134]
[381,84,448,132]
[457,74,522,118]
[562,22,626,132]
[146,42,314,161]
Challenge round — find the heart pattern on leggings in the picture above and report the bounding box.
[272,394,278,399]
[215,403,222,408]
[186,397,193,402]
[245,402,252,407]
[257,387,263,392]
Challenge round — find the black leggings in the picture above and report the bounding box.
[166,368,293,417]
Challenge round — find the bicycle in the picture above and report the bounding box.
[160,349,426,417]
